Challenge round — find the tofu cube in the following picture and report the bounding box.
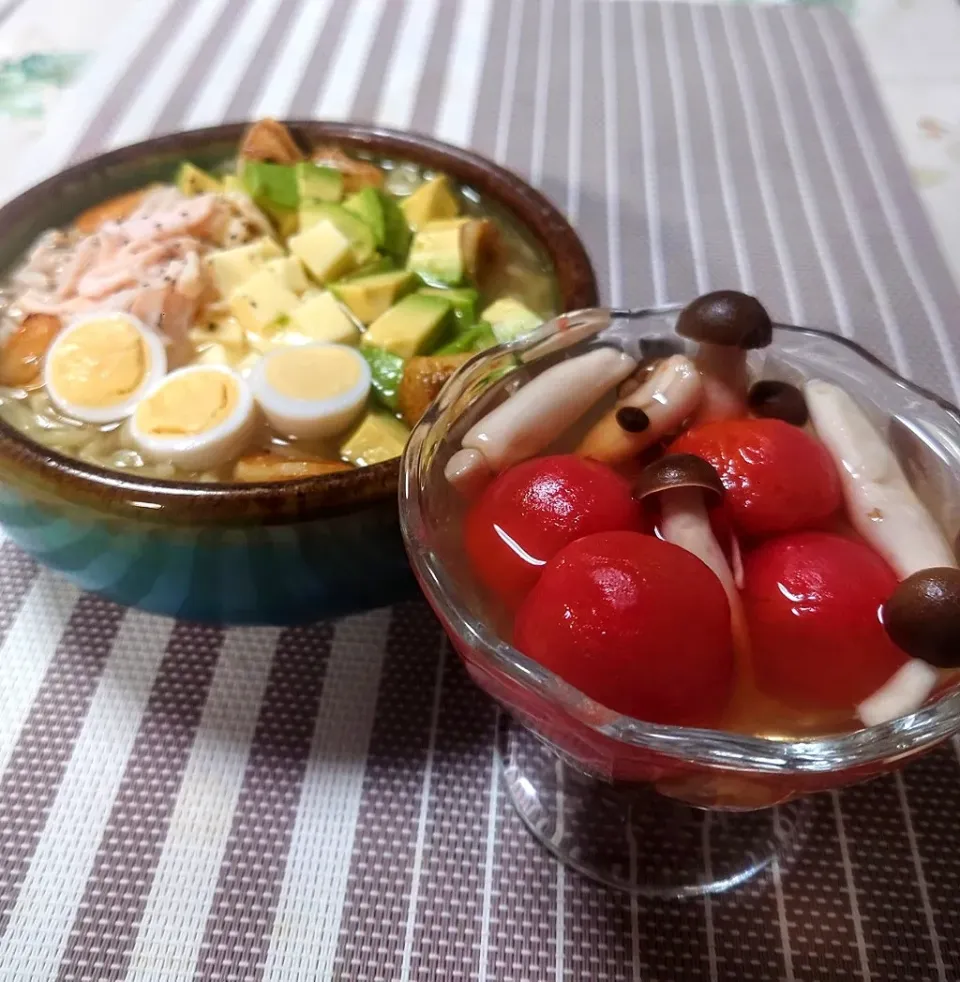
[288,219,356,284]
[229,268,301,333]
[287,292,361,345]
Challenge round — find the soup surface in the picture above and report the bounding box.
[0,120,559,482]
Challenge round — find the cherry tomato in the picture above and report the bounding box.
[670,418,842,538]
[514,531,735,726]
[465,454,644,608]
[742,531,907,711]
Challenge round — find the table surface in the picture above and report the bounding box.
[0,0,957,286]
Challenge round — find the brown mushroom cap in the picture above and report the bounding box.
[676,290,773,350]
[883,567,960,668]
[633,453,726,503]
[748,380,809,426]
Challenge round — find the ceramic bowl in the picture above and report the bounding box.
[0,122,598,624]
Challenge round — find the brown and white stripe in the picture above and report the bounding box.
[53,621,225,981]
[189,621,334,981]
[0,2,956,980]
[0,609,175,980]
[0,594,124,936]
[122,626,281,981]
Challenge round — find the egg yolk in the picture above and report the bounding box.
[135,371,239,436]
[265,346,360,401]
[49,316,148,408]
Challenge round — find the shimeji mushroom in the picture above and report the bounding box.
[634,453,749,653]
[446,346,637,490]
[747,380,809,427]
[676,291,773,422]
[576,354,703,464]
[806,378,960,723]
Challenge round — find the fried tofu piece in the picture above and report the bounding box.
[233,454,352,482]
[73,188,149,234]
[0,314,61,387]
[311,145,385,193]
[397,354,470,428]
[240,118,304,165]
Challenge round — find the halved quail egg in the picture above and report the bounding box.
[43,312,167,424]
[129,364,255,470]
[249,342,370,441]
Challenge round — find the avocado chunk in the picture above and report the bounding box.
[177,162,222,196]
[331,270,417,325]
[342,255,396,280]
[401,175,459,229]
[286,292,360,345]
[241,161,299,210]
[434,321,496,355]
[222,173,245,195]
[364,294,453,359]
[482,296,543,343]
[344,187,412,260]
[295,161,343,203]
[407,219,470,287]
[340,412,409,466]
[288,219,357,284]
[418,286,478,329]
[298,202,376,263]
[207,237,284,298]
[361,346,405,410]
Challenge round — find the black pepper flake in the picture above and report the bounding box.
[249,300,258,309]
[616,406,650,433]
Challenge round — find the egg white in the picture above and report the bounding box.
[249,343,371,441]
[44,312,167,424]
[129,364,256,471]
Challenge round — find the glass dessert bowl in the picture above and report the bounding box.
[399,298,960,897]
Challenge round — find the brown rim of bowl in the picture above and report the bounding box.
[0,121,598,527]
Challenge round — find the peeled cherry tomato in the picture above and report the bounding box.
[465,454,643,608]
[742,531,907,711]
[670,417,841,538]
[514,531,735,726]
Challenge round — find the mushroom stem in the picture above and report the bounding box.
[659,487,750,654]
[805,379,957,578]
[694,342,750,422]
[857,659,940,727]
[576,354,703,464]
[461,346,637,473]
[445,448,492,496]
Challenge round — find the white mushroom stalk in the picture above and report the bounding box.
[660,488,749,649]
[805,378,957,725]
[857,660,941,728]
[805,380,956,578]
[444,448,492,496]
[576,354,703,464]
[457,346,637,475]
[635,455,750,658]
[693,343,751,423]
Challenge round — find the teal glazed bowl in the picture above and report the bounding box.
[0,122,597,624]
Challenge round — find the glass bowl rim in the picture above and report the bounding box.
[399,303,960,775]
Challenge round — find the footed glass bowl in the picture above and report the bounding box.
[398,305,960,897]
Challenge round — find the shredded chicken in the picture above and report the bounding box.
[13,186,265,358]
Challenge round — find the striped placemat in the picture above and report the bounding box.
[1,1,959,980]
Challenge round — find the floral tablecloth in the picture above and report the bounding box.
[0,0,958,287]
